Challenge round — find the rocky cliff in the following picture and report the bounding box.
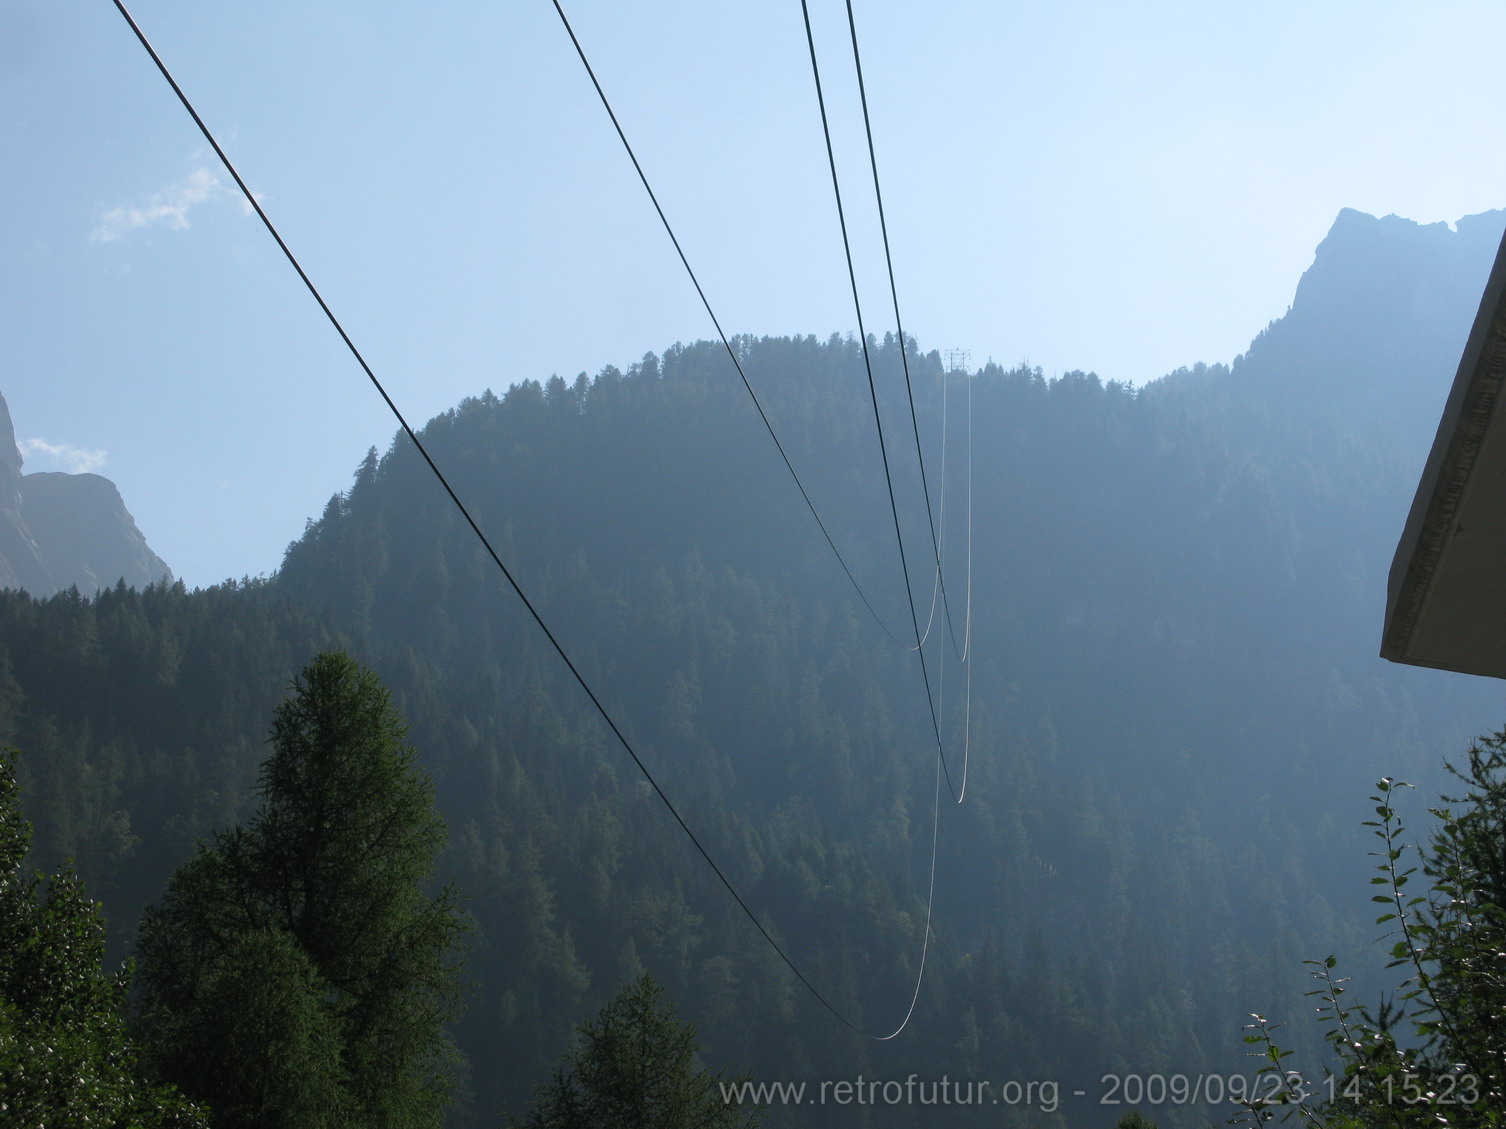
[0,393,171,596]
[1239,208,1506,419]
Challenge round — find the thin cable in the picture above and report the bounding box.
[557,0,946,1025]
[963,368,975,794]
[551,0,914,652]
[962,366,975,666]
[913,539,943,650]
[910,349,944,651]
[954,622,973,803]
[799,0,957,802]
[959,367,975,794]
[926,355,951,656]
[883,712,944,1039]
[933,363,974,803]
[111,0,927,1042]
[844,0,964,660]
[905,351,952,654]
[949,365,976,800]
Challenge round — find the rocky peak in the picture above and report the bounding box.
[0,391,172,596]
[0,392,21,481]
[1237,208,1506,421]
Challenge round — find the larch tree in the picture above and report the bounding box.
[135,652,469,1128]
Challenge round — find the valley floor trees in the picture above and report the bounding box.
[0,747,206,1128]
[133,652,470,1128]
[509,971,760,1129]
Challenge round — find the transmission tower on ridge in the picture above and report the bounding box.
[943,348,971,374]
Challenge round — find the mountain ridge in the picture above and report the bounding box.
[1234,207,1506,415]
[0,391,171,597]
[1,205,1504,1127]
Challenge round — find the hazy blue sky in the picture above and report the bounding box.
[5,1,1505,588]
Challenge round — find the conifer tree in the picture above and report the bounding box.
[135,652,469,1128]
[510,971,759,1129]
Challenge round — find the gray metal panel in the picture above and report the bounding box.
[1382,225,1506,677]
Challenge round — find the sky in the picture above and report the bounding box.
[4,1,1506,589]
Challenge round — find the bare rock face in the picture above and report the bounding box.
[0,392,172,597]
[0,393,54,594]
[1242,209,1506,418]
[18,471,173,595]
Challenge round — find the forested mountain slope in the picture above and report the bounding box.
[3,208,1504,1128]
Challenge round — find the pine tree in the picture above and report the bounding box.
[510,972,759,1129]
[135,652,469,1128]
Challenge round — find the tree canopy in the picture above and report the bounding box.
[4,314,1506,1125]
[0,746,206,1128]
[1238,732,1506,1127]
[134,652,469,1128]
[510,972,759,1129]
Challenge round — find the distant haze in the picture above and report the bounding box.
[10,198,1506,1123]
[4,1,1505,587]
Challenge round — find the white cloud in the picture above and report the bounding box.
[21,438,108,475]
[90,166,233,243]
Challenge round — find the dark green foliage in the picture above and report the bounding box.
[1423,739,1506,1098]
[509,972,758,1129]
[154,926,350,1129]
[0,747,206,1128]
[0,331,1490,1123]
[1237,740,1506,1127]
[134,653,469,1128]
[5,212,1506,1127]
